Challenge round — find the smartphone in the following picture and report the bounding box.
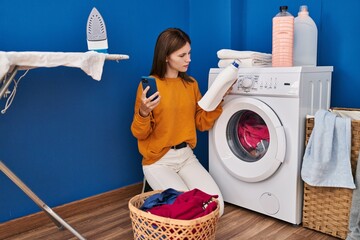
[141,76,158,100]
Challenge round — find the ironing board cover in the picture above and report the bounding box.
[0,51,129,81]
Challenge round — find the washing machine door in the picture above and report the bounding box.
[213,97,286,182]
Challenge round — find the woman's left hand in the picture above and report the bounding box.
[139,86,161,117]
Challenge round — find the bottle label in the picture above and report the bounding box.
[272,16,294,67]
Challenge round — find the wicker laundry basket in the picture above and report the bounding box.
[302,108,360,239]
[128,190,220,240]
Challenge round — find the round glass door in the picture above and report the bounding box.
[213,97,286,182]
[227,110,270,163]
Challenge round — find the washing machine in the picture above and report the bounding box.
[209,66,333,224]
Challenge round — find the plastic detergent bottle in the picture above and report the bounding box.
[272,6,294,67]
[294,5,318,66]
[198,60,239,111]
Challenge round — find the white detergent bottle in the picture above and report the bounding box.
[272,6,294,67]
[294,5,318,66]
[198,60,239,111]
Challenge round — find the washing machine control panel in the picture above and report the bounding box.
[235,73,300,96]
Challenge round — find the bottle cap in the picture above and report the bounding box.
[232,60,240,68]
[298,5,309,15]
[280,6,288,11]
[299,5,308,12]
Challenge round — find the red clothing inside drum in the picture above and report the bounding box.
[238,111,270,155]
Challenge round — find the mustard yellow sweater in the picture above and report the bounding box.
[131,76,223,165]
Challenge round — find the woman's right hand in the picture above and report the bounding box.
[139,86,161,117]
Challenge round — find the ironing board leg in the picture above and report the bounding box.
[0,160,86,240]
[0,67,18,99]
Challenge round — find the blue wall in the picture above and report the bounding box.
[1,0,359,222]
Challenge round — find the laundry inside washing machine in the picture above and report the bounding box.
[227,110,270,162]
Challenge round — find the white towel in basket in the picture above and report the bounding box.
[301,109,355,189]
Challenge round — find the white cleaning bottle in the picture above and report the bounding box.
[272,6,294,67]
[198,60,239,111]
[294,5,318,66]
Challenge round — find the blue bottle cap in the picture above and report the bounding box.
[232,60,240,68]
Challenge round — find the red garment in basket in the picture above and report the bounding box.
[148,188,218,220]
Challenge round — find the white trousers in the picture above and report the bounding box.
[143,145,224,216]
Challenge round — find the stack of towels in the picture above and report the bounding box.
[217,49,272,68]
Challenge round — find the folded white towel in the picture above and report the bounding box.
[0,51,112,81]
[218,58,272,68]
[301,109,355,189]
[217,49,271,60]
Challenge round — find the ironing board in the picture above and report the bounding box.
[0,51,129,240]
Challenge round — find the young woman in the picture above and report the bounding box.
[131,28,230,216]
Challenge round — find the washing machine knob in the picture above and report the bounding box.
[241,78,253,89]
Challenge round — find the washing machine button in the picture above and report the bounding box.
[241,78,253,88]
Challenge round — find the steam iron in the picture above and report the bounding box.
[86,7,108,53]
